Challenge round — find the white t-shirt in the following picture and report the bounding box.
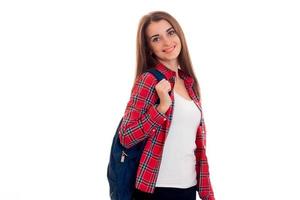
[155,90,201,188]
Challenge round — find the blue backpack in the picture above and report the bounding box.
[107,68,165,200]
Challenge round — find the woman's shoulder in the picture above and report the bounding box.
[129,71,159,97]
[135,70,160,87]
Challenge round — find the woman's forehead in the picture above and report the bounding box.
[146,20,173,37]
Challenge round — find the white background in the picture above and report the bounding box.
[1,0,300,199]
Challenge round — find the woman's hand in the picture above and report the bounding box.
[155,79,172,113]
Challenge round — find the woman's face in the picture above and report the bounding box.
[146,19,182,67]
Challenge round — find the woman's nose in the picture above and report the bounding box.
[162,36,172,46]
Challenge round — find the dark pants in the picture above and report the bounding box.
[133,185,197,200]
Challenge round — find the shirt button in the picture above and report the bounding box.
[163,118,167,121]
[152,129,156,132]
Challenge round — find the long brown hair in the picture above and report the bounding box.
[135,11,201,99]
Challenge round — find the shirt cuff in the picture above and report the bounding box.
[148,104,168,127]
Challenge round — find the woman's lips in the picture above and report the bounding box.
[163,45,176,53]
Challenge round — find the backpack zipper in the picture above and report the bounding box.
[120,150,128,163]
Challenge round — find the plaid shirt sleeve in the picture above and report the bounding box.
[118,72,167,148]
[195,119,215,200]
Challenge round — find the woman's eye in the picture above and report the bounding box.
[152,37,159,42]
[168,30,176,35]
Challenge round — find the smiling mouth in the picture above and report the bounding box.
[163,45,176,53]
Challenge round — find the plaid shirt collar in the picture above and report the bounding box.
[154,63,194,88]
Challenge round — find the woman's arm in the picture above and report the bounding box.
[195,119,215,200]
[118,72,168,148]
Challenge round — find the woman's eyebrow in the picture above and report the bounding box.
[149,27,174,40]
[166,27,174,32]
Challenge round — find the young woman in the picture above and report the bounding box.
[118,11,215,200]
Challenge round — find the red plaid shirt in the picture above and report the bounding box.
[119,63,215,200]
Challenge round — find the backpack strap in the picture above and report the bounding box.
[146,68,165,82]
